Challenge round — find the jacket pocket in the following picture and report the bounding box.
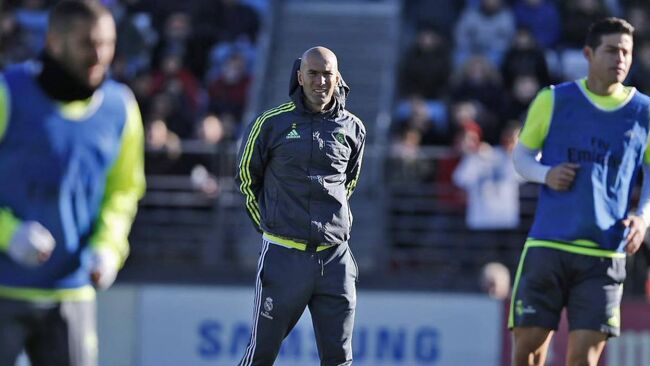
[325,141,350,171]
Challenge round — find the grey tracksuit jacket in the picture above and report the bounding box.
[235,64,366,248]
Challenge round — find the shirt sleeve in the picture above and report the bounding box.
[235,114,269,232]
[345,123,366,199]
[0,75,19,250]
[518,87,554,150]
[88,88,146,267]
[0,208,20,251]
[512,142,551,184]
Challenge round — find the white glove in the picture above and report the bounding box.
[7,221,56,267]
[89,248,119,290]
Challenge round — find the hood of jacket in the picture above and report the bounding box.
[288,57,350,115]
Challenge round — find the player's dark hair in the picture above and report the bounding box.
[48,0,109,34]
[585,17,635,49]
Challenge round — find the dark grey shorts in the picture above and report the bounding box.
[509,246,626,337]
[0,297,97,366]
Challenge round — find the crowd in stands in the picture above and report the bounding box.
[390,0,650,223]
[393,0,650,174]
[0,0,264,191]
[6,0,650,186]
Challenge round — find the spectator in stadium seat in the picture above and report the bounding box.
[0,1,145,365]
[388,126,437,183]
[190,0,260,79]
[391,96,452,147]
[626,4,650,40]
[431,113,482,209]
[0,11,32,68]
[402,0,462,39]
[213,0,261,44]
[397,25,451,100]
[500,74,542,123]
[196,113,226,146]
[453,121,521,230]
[207,51,252,120]
[450,58,503,143]
[235,46,365,366]
[151,11,208,80]
[145,91,195,139]
[13,0,48,58]
[149,52,204,120]
[501,27,551,89]
[513,0,561,50]
[144,118,182,175]
[628,38,650,94]
[112,0,157,79]
[451,56,504,115]
[560,0,608,49]
[453,0,515,67]
[509,17,650,366]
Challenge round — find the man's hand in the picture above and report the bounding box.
[89,248,119,290]
[545,163,580,191]
[623,215,648,254]
[8,221,55,267]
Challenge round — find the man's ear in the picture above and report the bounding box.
[297,70,303,86]
[46,32,63,56]
[583,46,593,63]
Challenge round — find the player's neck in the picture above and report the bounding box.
[303,97,335,114]
[585,76,622,96]
[37,51,98,101]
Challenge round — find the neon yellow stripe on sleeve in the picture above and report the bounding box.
[0,75,9,143]
[238,102,295,227]
[89,89,145,266]
[0,208,20,251]
[519,88,553,150]
[346,142,365,198]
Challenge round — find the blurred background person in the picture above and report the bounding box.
[0,1,145,365]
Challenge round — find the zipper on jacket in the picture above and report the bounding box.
[307,116,315,245]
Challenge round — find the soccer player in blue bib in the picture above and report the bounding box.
[509,17,650,366]
[0,1,145,365]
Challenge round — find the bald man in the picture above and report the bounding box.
[235,46,366,365]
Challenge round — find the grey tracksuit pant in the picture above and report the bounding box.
[238,238,358,366]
